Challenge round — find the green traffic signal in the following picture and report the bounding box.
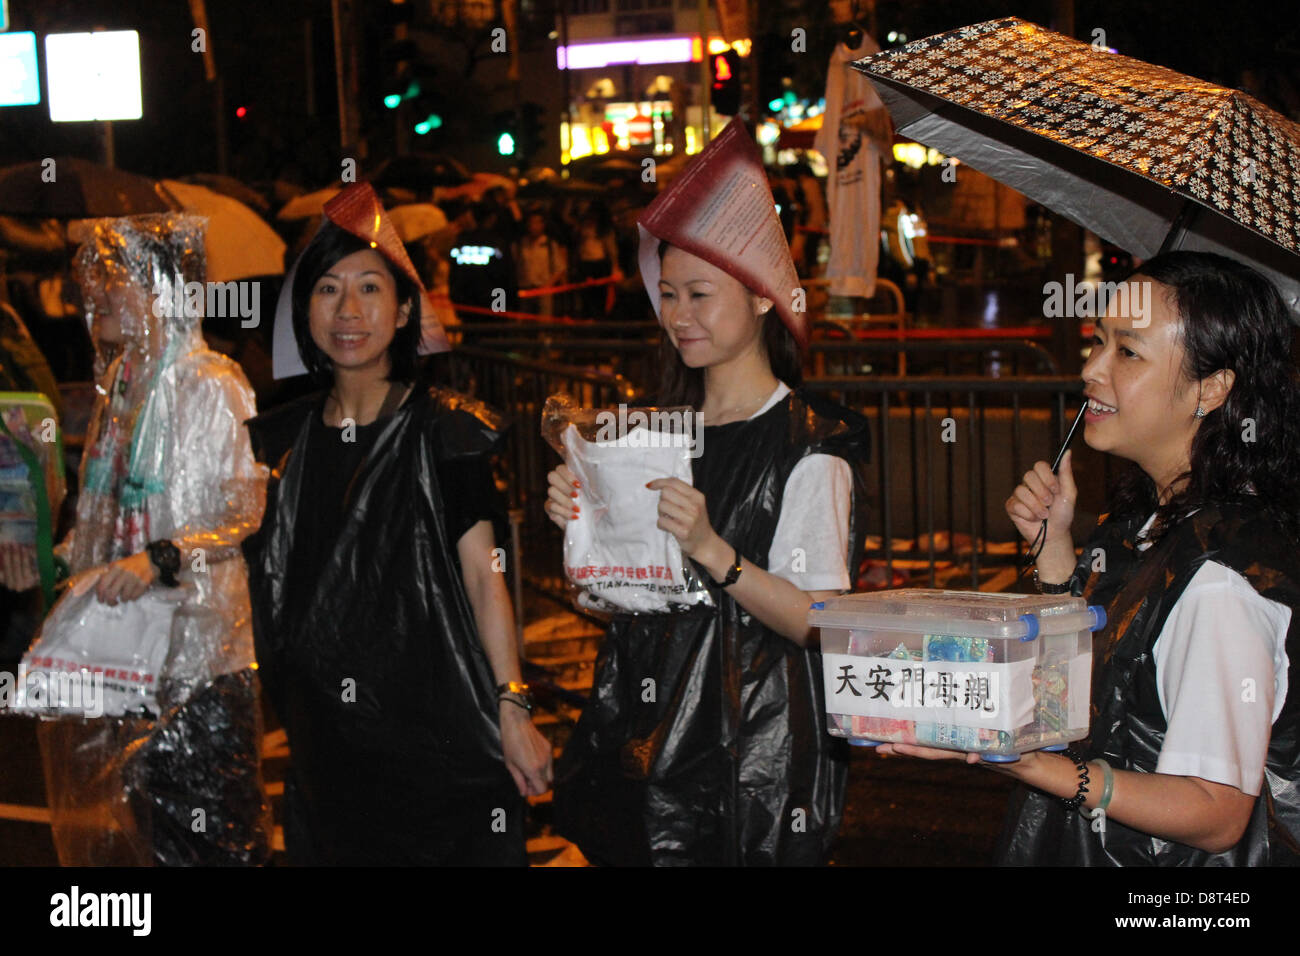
[415,113,443,135]
[497,131,516,155]
[385,94,402,109]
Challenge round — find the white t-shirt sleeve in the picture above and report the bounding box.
[765,454,853,592]
[1153,560,1291,796]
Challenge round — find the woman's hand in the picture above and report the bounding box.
[645,477,724,562]
[0,543,40,592]
[499,701,554,797]
[876,743,1049,783]
[94,551,155,605]
[1005,449,1078,582]
[875,742,983,764]
[544,465,580,530]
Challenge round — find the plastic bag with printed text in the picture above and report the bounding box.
[542,394,714,614]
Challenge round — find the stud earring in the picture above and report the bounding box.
[1194,407,1206,418]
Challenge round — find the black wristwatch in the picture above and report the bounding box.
[146,538,181,587]
[1032,569,1072,594]
[706,547,744,588]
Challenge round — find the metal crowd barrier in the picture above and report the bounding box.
[453,322,1060,390]
[445,347,1104,600]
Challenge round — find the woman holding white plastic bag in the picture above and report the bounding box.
[547,122,871,866]
[15,214,271,866]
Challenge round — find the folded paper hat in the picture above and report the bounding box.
[638,120,807,348]
[272,181,452,379]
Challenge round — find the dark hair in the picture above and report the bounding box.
[1108,251,1300,543]
[290,221,422,385]
[653,242,803,408]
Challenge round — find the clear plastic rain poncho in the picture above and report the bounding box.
[29,213,271,865]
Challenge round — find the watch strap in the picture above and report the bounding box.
[706,547,743,588]
[1033,569,1072,594]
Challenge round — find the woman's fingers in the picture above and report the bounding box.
[121,575,148,602]
[655,494,696,525]
[547,483,578,513]
[545,468,581,528]
[95,569,119,604]
[1032,460,1065,498]
[1012,484,1050,520]
[1021,466,1057,507]
[1057,449,1077,500]
[548,466,577,496]
[506,764,528,798]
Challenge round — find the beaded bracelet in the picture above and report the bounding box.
[1059,747,1091,811]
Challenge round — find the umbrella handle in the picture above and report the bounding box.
[1159,200,1199,256]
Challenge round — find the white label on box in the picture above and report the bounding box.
[822,653,1036,732]
[1068,652,1091,729]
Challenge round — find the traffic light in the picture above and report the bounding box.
[518,102,545,162]
[710,49,742,116]
[491,110,519,156]
[379,0,417,109]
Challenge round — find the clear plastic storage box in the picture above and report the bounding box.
[811,590,1106,761]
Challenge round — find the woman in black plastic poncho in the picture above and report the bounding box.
[547,123,872,865]
[886,253,1300,866]
[243,183,551,865]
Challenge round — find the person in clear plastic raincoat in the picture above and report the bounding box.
[35,213,271,865]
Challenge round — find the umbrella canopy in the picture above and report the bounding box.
[568,155,646,183]
[160,180,286,281]
[436,172,517,204]
[178,173,272,215]
[277,185,343,220]
[0,157,172,218]
[516,176,606,199]
[387,203,449,243]
[853,17,1300,312]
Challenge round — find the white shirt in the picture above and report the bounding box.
[1134,515,1292,796]
[813,34,888,299]
[748,383,854,592]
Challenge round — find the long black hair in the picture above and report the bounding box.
[653,242,803,408]
[1108,251,1300,543]
[290,221,423,385]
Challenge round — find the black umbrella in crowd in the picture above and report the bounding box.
[853,17,1300,313]
[0,157,173,219]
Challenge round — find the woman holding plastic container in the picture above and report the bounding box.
[242,183,552,865]
[883,251,1300,866]
[546,122,871,866]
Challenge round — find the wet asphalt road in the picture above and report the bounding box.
[0,710,1015,867]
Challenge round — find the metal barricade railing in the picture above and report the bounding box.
[453,322,1060,389]
[443,346,637,604]
[803,375,1092,590]
[445,347,1096,596]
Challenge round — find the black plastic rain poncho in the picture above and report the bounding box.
[243,386,526,865]
[997,502,1300,865]
[554,388,870,865]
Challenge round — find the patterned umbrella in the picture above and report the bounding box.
[854,17,1300,312]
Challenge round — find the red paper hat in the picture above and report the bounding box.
[272,181,451,378]
[638,121,807,348]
